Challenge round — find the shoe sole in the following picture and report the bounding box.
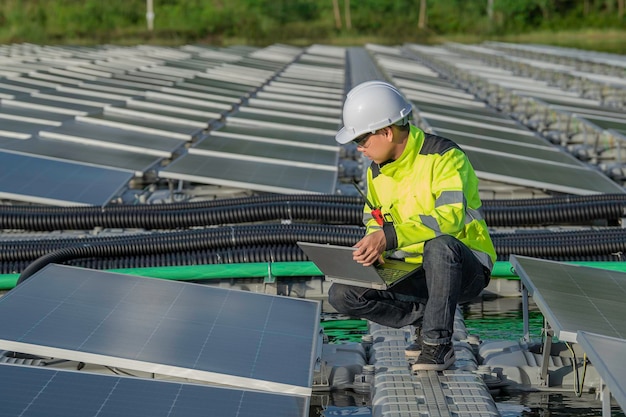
[410,354,455,371]
[405,349,421,358]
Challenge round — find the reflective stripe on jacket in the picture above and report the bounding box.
[364,125,496,270]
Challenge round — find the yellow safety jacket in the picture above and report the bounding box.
[364,125,496,270]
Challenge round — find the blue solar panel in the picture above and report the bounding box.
[0,363,308,417]
[0,264,321,395]
[0,150,132,206]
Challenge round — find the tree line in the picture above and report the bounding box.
[0,0,624,45]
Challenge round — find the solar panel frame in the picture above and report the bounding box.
[0,264,321,396]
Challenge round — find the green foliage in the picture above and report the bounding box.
[0,0,624,45]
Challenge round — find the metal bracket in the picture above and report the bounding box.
[539,323,553,387]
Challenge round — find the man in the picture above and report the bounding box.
[328,80,496,371]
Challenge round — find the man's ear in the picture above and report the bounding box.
[382,126,393,142]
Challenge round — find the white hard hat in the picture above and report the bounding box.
[335,80,412,144]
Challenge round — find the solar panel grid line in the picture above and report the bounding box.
[0,264,320,396]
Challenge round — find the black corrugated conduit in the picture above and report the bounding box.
[482,193,626,207]
[494,237,626,260]
[68,245,307,270]
[3,197,626,231]
[9,194,626,284]
[0,194,363,213]
[0,201,363,231]
[13,223,363,284]
[484,200,626,227]
[1,224,363,263]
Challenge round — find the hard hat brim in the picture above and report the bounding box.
[335,126,356,145]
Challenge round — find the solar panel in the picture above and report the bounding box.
[1,136,161,175]
[510,255,626,342]
[425,117,538,139]
[218,123,337,148]
[576,332,626,414]
[231,108,339,131]
[438,130,581,165]
[160,152,337,194]
[0,149,132,206]
[0,104,74,123]
[39,120,187,158]
[465,148,626,195]
[76,114,199,141]
[190,134,338,168]
[6,94,104,114]
[0,364,309,417]
[0,264,320,395]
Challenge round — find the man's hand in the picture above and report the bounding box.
[353,230,387,266]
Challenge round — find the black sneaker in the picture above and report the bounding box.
[411,342,455,371]
[405,326,423,358]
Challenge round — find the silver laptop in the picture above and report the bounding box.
[297,241,421,290]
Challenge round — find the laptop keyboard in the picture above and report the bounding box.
[377,268,408,284]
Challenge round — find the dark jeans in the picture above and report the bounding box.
[327,235,490,345]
